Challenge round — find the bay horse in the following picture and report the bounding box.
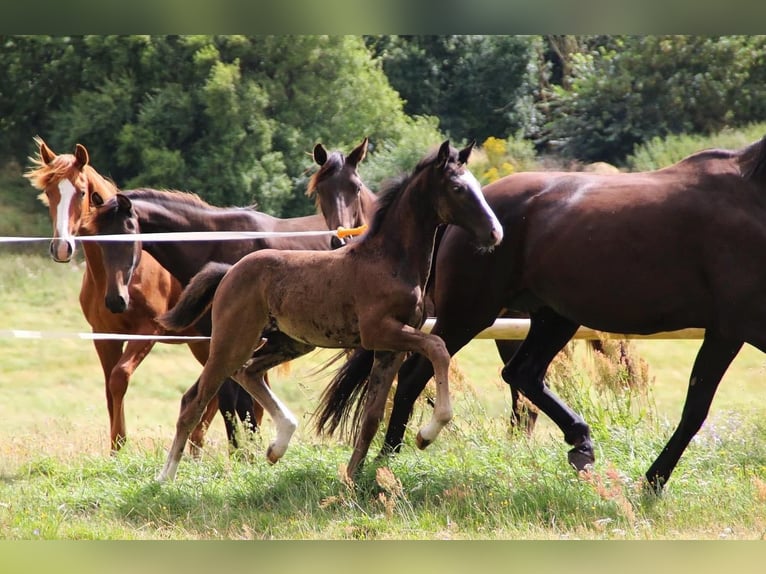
[324,136,766,492]
[154,140,503,481]
[25,139,228,452]
[84,138,376,447]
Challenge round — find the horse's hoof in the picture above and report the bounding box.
[567,444,595,472]
[415,431,431,450]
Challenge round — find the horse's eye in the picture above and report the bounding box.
[126,220,136,231]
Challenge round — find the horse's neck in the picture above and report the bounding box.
[81,242,109,291]
[133,199,269,285]
[364,189,441,286]
[361,189,379,223]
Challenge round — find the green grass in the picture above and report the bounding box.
[3,163,766,539]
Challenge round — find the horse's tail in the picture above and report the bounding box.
[158,262,231,332]
[313,348,375,441]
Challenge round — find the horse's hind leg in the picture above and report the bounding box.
[158,336,267,482]
[495,339,537,433]
[645,331,741,492]
[233,367,298,464]
[347,351,405,479]
[501,307,594,472]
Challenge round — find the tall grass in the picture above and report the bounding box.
[627,122,766,171]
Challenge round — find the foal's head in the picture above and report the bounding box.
[25,138,118,262]
[420,140,503,248]
[308,137,374,249]
[83,192,142,313]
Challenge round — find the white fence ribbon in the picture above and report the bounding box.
[1,319,705,341]
[0,229,341,243]
[0,329,210,341]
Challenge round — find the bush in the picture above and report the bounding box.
[627,122,766,172]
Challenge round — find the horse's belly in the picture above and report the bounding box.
[274,315,361,348]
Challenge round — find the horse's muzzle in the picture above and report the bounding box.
[49,238,75,263]
[105,294,129,314]
[331,236,346,250]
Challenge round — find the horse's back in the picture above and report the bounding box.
[476,164,766,334]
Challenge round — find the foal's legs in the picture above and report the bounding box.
[158,332,266,482]
[347,351,406,477]
[500,307,594,471]
[644,331,741,492]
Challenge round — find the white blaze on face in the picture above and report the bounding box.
[459,168,503,244]
[55,178,78,243]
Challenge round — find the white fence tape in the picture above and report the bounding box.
[0,319,705,341]
[0,230,340,243]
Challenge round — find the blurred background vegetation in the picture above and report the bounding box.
[2,35,766,217]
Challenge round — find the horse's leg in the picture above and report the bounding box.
[186,339,262,451]
[232,338,315,463]
[108,339,155,451]
[347,351,405,478]
[232,367,298,464]
[235,374,263,429]
[158,332,268,482]
[501,307,594,471]
[495,339,536,433]
[644,331,741,492]
[383,311,497,455]
[92,339,124,450]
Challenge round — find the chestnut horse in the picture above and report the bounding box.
[83,138,375,447]
[25,139,214,452]
[155,140,503,481]
[324,136,766,492]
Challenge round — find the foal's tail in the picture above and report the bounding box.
[158,261,232,332]
[313,348,375,441]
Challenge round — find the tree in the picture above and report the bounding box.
[3,35,430,216]
[543,35,766,163]
[366,35,539,144]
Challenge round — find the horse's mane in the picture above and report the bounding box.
[737,136,766,184]
[25,150,117,206]
[366,147,446,238]
[122,187,217,210]
[306,151,344,200]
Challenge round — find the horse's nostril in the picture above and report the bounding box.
[331,236,345,250]
[105,295,128,314]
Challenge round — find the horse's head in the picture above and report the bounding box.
[25,138,118,262]
[308,137,375,249]
[84,191,142,314]
[430,140,503,248]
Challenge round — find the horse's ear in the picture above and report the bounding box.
[313,143,328,166]
[436,140,452,168]
[458,140,476,165]
[347,137,369,168]
[74,144,90,168]
[91,189,104,207]
[116,193,132,213]
[40,140,56,165]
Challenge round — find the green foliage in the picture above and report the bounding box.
[544,36,766,164]
[627,122,766,172]
[367,35,540,144]
[1,35,424,216]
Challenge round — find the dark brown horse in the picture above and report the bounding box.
[83,138,375,449]
[154,140,503,481]
[321,136,766,492]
